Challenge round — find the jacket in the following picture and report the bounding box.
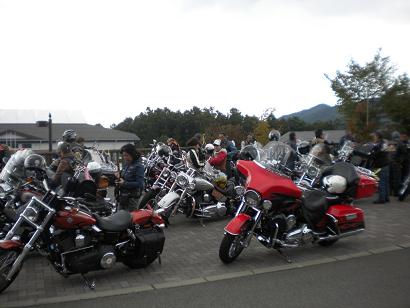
[120,159,144,193]
[209,149,227,173]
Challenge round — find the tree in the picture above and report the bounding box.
[326,49,397,139]
[253,121,270,145]
[381,75,410,132]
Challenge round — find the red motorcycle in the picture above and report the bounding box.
[219,143,378,264]
[0,179,165,294]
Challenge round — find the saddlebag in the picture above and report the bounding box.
[326,205,365,233]
[133,227,165,264]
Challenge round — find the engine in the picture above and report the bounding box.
[51,230,116,274]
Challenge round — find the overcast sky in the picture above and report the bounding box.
[1,0,410,127]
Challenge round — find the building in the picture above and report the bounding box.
[0,123,140,151]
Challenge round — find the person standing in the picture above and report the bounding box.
[49,142,75,189]
[371,131,391,204]
[287,132,298,151]
[218,132,238,178]
[115,144,144,211]
[390,131,407,196]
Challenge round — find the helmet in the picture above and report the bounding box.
[62,129,77,143]
[268,130,281,142]
[205,143,214,155]
[157,144,171,157]
[24,154,47,172]
[239,145,258,161]
[297,141,311,155]
[322,175,347,194]
[87,161,102,174]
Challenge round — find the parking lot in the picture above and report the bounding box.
[2,198,410,307]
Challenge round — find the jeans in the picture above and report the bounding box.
[378,166,390,202]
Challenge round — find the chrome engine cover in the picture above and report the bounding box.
[100,252,116,269]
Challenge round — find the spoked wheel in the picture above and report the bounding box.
[0,249,21,294]
[219,232,247,264]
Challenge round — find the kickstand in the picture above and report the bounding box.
[158,254,162,265]
[276,248,292,263]
[81,274,96,290]
[199,218,205,227]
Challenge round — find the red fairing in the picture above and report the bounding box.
[356,174,378,199]
[326,205,365,232]
[224,213,252,235]
[0,240,23,250]
[237,160,302,199]
[131,209,164,225]
[54,209,96,229]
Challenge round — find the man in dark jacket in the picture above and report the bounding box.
[371,132,391,204]
[49,142,75,189]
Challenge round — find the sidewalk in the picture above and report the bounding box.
[2,198,410,306]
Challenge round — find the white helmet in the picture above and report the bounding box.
[268,130,281,141]
[322,175,347,194]
[205,143,215,154]
[87,161,102,174]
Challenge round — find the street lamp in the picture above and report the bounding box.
[36,113,53,153]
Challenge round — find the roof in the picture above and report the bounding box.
[0,123,140,142]
[280,130,346,144]
[0,110,86,123]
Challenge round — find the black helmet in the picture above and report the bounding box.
[62,129,77,143]
[24,154,47,171]
[156,144,171,157]
[239,145,258,161]
[268,130,281,142]
[297,141,310,155]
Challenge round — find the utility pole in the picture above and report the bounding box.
[48,113,52,153]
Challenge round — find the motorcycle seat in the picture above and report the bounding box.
[302,190,328,213]
[95,210,132,232]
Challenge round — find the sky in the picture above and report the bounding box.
[1,0,410,127]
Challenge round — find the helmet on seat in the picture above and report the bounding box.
[62,130,77,143]
[268,130,281,142]
[322,175,347,194]
[24,154,47,172]
[156,144,171,157]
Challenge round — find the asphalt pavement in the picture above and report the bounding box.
[1,197,410,307]
[31,248,410,308]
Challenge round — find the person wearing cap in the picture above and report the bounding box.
[208,139,228,173]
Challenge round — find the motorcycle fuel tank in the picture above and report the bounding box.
[194,178,214,191]
[54,208,96,229]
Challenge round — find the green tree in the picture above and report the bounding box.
[325,49,397,139]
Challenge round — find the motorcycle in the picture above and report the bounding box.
[0,176,166,294]
[154,164,243,224]
[219,141,378,264]
[398,172,410,201]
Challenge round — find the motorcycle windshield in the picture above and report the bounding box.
[0,149,33,183]
[308,143,332,165]
[259,141,296,172]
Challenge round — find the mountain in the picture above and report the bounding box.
[280,104,341,123]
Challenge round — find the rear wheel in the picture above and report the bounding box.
[219,233,247,264]
[0,249,21,293]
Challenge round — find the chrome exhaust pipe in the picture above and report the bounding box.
[317,228,365,242]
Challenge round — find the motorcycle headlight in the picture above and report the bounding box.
[244,190,261,207]
[234,185,245,197]
[176,174,189,188]
[161,169,170,179]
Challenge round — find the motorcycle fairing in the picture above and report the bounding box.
[224,213,252,235]
[237,160,302,199]
[0,240,23,250]
[326,205,365,232]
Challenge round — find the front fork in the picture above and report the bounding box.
[4,196,55,281]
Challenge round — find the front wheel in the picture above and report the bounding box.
[0,249,21,293]
[219,233,246,264]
